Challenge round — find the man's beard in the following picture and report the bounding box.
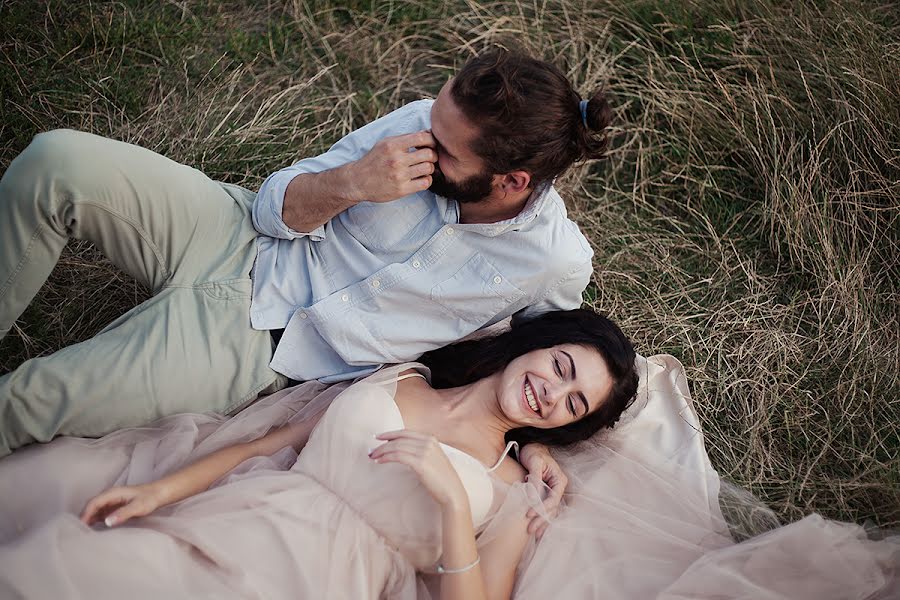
[428,167,494,204]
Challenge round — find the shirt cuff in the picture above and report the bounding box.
[254,169,326,241]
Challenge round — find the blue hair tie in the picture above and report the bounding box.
[579,99,590,128]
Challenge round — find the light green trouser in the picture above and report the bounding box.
[0,130,286,456]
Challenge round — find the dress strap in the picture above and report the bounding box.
[393,372,426,383]
[486,440,519,473]
[385,370,515,473]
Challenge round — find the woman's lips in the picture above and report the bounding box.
[523,376,541,417]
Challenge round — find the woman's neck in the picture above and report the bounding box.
[428,374,515,459]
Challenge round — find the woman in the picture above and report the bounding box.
[3,309,897,599]
[0,309,639,599]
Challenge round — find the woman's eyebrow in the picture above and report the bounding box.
[561,350,577,379]
[561,350,590,415]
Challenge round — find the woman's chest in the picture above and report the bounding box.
[298,384,496,529]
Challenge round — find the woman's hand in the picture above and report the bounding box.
[519,443,567,539]
[370,430,468,510]
[80,483,166,528]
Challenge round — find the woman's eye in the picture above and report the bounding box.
[568,397,575,416]
[553,358,562,376]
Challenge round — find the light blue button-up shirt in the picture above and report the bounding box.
[251,99,593,383]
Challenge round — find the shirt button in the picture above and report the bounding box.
[493,276,502,284]
[412,260,422,268]
[371,279,381,288]
[446,227,454,235]
[341,294,350,302]
[298,312,308,319]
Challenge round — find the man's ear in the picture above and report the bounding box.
[500,170,531,194]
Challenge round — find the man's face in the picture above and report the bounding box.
[428,164,494,204]
[428,80,496,204]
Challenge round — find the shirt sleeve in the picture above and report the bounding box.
[252,100,433,240]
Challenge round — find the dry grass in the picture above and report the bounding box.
[1,0,897,526]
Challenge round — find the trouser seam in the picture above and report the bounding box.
[0,223,44,303]
[224,374,279,416]
[162,277,250,289]
[72,200,172,288]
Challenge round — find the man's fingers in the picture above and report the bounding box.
[408,175,432,192]
[405,147,437,166]
[409,161,434,179]
[392,130,435,150]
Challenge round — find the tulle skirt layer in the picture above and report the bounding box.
[0,381,419,599]
[511,355,899,599]
[1,357,897,599]
[513,441,899,599]
[2,470,417,599]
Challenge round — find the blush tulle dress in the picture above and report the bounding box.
[0,359,897,599]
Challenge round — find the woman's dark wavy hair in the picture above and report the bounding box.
[419,309,639,448]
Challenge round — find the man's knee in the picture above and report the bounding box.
[1,129,90,198]
[0,379,45,457]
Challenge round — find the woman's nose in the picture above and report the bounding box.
[543,382,567,407]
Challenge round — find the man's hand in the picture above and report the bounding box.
[347,130,437,203]
[282,130,437,233]
[519,443,568,539]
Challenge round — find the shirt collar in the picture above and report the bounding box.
[439,181,554,237]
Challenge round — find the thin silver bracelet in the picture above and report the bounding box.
[435,554,480,575]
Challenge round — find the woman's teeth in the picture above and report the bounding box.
[524,379,539,415]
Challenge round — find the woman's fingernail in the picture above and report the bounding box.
[105,516,116,527]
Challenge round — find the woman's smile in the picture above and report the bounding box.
[523,376,541,417]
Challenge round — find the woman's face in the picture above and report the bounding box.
[496,344,614,429]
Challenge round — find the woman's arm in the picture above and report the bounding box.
[440,459,531,600]
[370,430,532,600]
[81,415,321,527]
[434,500,486,600]
[467,505,531,600]
[148,417,316,506]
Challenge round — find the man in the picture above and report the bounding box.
[0,49,609,521]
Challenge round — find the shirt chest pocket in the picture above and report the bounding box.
[430,254,525,324]
[344,195,433,251]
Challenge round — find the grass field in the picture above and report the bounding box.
[1,0,898,527]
